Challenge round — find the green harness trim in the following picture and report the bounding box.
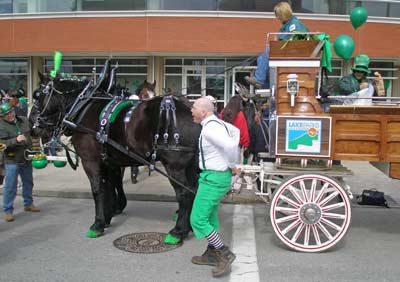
[100,100,136,124]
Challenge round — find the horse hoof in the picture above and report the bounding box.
[114,209,122,215]
[164,234,181,245]
[86,229,104,238]
[131,178,138,184]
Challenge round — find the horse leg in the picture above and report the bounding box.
[130,165,139,184]
[82,161,107,238]
[112,166,127,215]
[164,164,197,244]
[103,176,114,227]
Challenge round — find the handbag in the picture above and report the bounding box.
[357,188,388,207]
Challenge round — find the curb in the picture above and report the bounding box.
[0,188,266,205]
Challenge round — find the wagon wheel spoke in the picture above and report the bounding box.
[288,185,304,205]
[322,212,346,220]
[279,195,301,208]
[291,222,305,242]
[309,179,317,202]
[320,218,342,231]
[275,207,298,214]
[316,222,333,240]
[314,182,330,203]
[319,191,339,207]
[276,214,299,224]
[282,219,302,235]
[321,202,345,212]
[299,180,309,202]
[311,224,321,246]
[304,225,310,246]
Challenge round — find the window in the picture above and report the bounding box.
[0,58,28,95]
[12,0,76,13]
[44,57,147,94]
[81,0,145,11]
[164,56,252,109]
[369,60,398,97]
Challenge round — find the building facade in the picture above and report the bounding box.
[0,0,399,108]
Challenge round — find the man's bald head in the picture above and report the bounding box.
[191,97,215,123]
[194,97,215,114]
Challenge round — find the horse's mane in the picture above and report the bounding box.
[50,77,89,94]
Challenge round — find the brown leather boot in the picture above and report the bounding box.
[24,204,40,212]
[4,213,14,222]
[212,246,236,277]
[191,246,218,266]
[245,76,262,89]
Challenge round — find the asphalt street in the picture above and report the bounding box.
[1,196,400,282]
[1,161,400,282]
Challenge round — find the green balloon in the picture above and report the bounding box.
[333,35,355,60]
[50,51,63,78]
[350,7,368,29]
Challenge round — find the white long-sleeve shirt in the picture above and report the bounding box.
[199,115,240,171]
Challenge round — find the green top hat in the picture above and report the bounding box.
[352,54,371,74]
[0,103,13,116]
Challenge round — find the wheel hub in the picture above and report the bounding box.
[300,203,321,224]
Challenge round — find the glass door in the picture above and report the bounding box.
[183,66,205,102]
[229,66,256,99]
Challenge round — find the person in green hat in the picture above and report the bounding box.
[0,103,40,222]
[338,54,385,97]
[8,89,28,117]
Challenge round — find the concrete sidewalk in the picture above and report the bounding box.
[1,161,400,204]
[28,163,261,204]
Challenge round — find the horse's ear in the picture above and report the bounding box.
[144,79,147,84]
[153,80,156,87]
[38,71,49,84]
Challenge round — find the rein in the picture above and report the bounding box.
[64,122,196,194]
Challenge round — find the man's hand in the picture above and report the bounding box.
[374,71,385,96]
[360,82,369,90]
[232,167,242,175]
[16,135,26,142]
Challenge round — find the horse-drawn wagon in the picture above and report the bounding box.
[237,33,400,252]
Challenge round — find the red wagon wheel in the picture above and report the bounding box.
[270,174,352,252]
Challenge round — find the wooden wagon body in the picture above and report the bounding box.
[239,34,400,252]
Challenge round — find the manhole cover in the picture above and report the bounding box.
[113,232,182,254]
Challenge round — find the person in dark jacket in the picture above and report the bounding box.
[0,103,40,222]
[338,54,385,97]
[249,102,272,163]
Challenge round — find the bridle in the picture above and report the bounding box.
[33,80,86,137]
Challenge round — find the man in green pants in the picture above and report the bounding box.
[190,97,241,278]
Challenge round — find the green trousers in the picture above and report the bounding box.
[190,169,232,239]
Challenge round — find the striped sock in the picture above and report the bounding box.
[206,230,224,249]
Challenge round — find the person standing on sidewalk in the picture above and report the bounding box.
[0,103,40,222]
[190,97,240,278]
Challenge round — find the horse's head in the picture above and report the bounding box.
[137,80,156,100]
[30,72,89,132]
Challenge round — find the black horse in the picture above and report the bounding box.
[30,74,200,243]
